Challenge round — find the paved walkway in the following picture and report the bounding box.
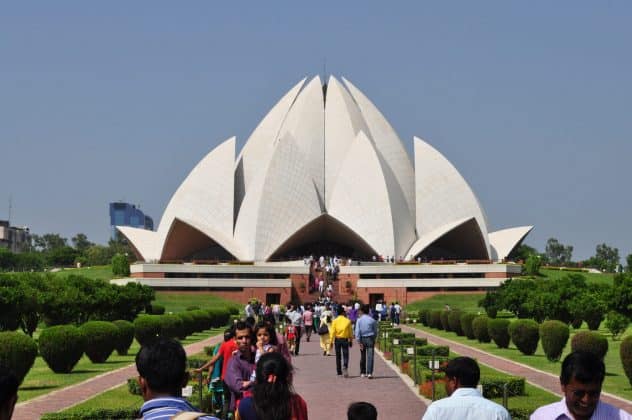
[13,335,223,420]
[400,324,632,413]
[292,334,427,419]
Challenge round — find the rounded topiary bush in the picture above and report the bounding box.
[207,308,230,328]
[488,319,511,348]
[133,315,162,346]
[448,310,464,336]
[419,309,429,326]
[186,305,201,311]
[460,313,477,340]
[189,310,212,332]
[113,320,135,355]
[148,304,165,315]
[429,310,443,329]
[159,314,184,339]
[39,325,85,373]
[620,336,632,387]
[571,331,608,360]
[540,320,569,361]
[509,319,540,355]
[177,312,196,338]
[0,331,38,383]
[440,311,450,331]
[80,321,119,363]
[472,315,491,343]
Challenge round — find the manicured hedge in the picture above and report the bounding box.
[148,304,165,315]
[480,376,526,398]
[41,408,139,420]
[429,310,442,329]
[447,310,464,336]
[620,335,632,387]
[540,320,569,361]
[207,308,230,328]
[460,313,477,340]
[571,331,608,360]
[133,315,162,346]
[439,310,450,331]
[159,314,184,339]
[509,319,540,355]
[177,312,196,338]
[487,319,511,349]
[472,315,491,343]
[0,331,38,383]
[79,321,119,363]
[113,320,135,356]
[417,345,449,357]
[39,325,85,373]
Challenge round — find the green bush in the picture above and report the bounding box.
[429,310,442,329]
[507,408,532,420]
[419,309,429,326]
[41,408,139,420]
[487,319,511,348]
[0,331,38,383]
[186,305,201,311]
[605,311,629,340]
[447,310,464,336]
[227,306,240,315]
[177,312,196,338]
[439,310,450,331]
[111,253,130,277]
[79,321,118,363]
[508,319,540,355]
[189,310,211,332]
[540,320,569,361]
[459,313,476,339]
[207,308,230,328]
[39,325,85,373]
[127,377,142,395]
[148,304,165,315]
[112,320,135,356]
[480,376,526,398]
[472,315,491,343]
[159,314,184,339]
[620,336,632,387]
[133,315,162,346]
[571,331,609,360]
[417,345,449,357]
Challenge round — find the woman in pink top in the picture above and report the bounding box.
[302,306,313,342]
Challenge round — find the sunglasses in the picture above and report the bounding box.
[569,388,600,399]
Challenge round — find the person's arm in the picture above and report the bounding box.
[193,350,222,373]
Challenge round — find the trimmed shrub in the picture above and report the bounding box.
[177,312,196,338]
[207,308,230,328]
[460,313,477,340]
[605,311,629,340]
[133,315,162,346]
[488,319,511,349]
[186,305,201,311]
[148,304,165,315]
[0,331,38,383]
[620,336,632,387]
[429,310,442,329]
[159,314,184,339]
[448,310,464,336]
[480,376,526,398]
[111,253,130,277]
[417,345,449,357]
[80,321,118,363]
[189,310,211,332]
[508,319,540,355]
[227,306,240,315]
[113,320,134,356]
[571,331,608,360]
[41,408,139,420]
[39,325,85,373]
[540,320,570,362]
[439,310,450,331]
[472,315,491,343]
[570,319,583,329]
[419,309,429,326]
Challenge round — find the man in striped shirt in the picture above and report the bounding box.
[136,337,218,420]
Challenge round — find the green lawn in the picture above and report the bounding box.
[19,329,223,402]
[153,291,241,314]
[407,293,486,313]
[51,265,116,281]
[531,268,614,285]
[409,322,632,401]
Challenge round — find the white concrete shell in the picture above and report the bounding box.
[120,75,531,263]
[414,136,491,258]
[489,226,534,261]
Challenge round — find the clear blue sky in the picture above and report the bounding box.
[1,2,630,262]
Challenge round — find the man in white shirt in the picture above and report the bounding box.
[531,351,632,420]
[422,357,510,420]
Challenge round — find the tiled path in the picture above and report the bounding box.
[12,335,223,420]
[401,324,632,413]
[292,335,427,419]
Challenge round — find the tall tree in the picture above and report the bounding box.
[586,243,620,273]
[544,238,573,265]
[71,233,93,253]
[32,233,67,252]
[627,254,632,273]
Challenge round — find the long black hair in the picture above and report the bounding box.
[254,321,278,346]
[252,352,294,420]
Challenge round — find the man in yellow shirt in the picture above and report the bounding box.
[329,308,353,377]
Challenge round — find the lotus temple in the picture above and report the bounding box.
[114,76,532,305]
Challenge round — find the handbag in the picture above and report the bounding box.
[317,324,329,335]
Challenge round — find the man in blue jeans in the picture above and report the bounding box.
[355,304,378,378]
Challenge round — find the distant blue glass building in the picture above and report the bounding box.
[109,202,154,239]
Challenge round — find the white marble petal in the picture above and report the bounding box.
[406,216,473,259]
[489,226,534,261]
[414,136,491,258]
[115,226,160,262]
[328,131,395,256]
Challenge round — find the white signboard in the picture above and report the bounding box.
[428,360,440,369]
[182,385,193,397]
[393,338,399,345]
[406,347,414,355]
